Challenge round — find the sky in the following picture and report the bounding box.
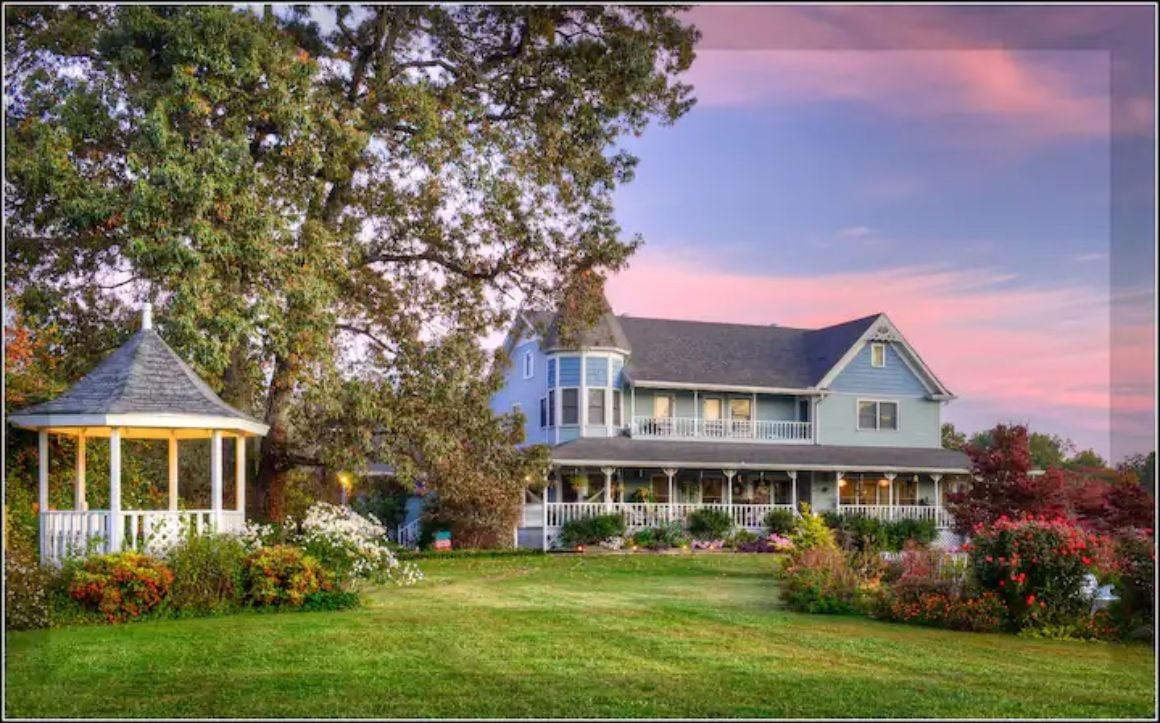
[600,5,1156,462]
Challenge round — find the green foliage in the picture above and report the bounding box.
[790,503,836,551]
[777,548,878,614]
[301,590,361,612]
[628,522,689,551]
[165,533,247,615]
[242,545,331,607]
[726,529,760,548]
[1110,530,1155,635]
[686,508,733,541]
[5,5,699,531]
[941,422,967,450]
[824,514,937,553]
[68,552,175,623]
[353,478,412,529]
[628,487,655,503]
[762,509,796,536]
[4,541,52,630]
[559,513,627,547]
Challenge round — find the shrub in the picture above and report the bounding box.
[825,515,937,553]
[243,545,331,608]
[736,532,795,553]
[687,508,734,541]
[968,516,1111,631]
[883,518,938,552]
[790,503,836,551]
[68,552,174,623]
[299,502,421,587]
[763,509,796,536]
[301,589,361,612]
[777,547,876,614]
[874,588,1007,633]
[4,542,52,630]
[560,513,627,547]
[726,529,759,548]
[1110,529,1155,636]
[165,533,247,615]
[629,522,688,551]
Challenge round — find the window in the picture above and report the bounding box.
[729,398,752,420]
[587,389,605,425]
[547,390,556,426]
[857,400,899,430]
[522,351,534,379]
[511,403,522,416]
[612,390,622,427]
[702,397,722,420]
[539,398,548,428]
[653,394,675,418]
[871,343,886,368]
[797,399,811,423]
[561,388,579,425]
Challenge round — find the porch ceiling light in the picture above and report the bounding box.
[837,479,847,488]
[878,478,890,487]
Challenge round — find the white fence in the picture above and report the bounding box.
[631,416,812,442]
[836,504,952,528]
[41,509,247,565]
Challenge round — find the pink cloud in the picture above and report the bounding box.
[605,249,1155,455]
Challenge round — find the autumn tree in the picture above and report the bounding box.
[5,5,699,531]
[940,422,966,450]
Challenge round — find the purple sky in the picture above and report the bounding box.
[602,6,1156,461]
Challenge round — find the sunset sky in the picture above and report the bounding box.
[601,5,1156,461]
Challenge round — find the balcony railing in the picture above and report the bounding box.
[631,416,812,442]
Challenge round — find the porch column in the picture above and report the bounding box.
[601,466,615,510]
[38,431,49,557]
[931,474,943,527]
[618,470,625,503]
[168,434,179,512]
[554,470,564,504]
[787,470,797,512]
[210,430,223,530]
[693,389,699,436]
[75,434,87,511]
[109,428,123,553]
[236,435,246,514]
[663,467,678,520]
[834,470,845,515]
[723,469,736,507]
[885,472,897,520]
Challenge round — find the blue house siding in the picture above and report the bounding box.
[830,343,929,396]
[489,340,550,446]
[815,394,942,448]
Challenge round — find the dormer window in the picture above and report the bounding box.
[870,343,886,368]
[522,351,534,379]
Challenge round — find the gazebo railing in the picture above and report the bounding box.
[41,509,247,565]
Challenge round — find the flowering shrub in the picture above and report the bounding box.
[1109,529,1155,636]
[823,514,938,553]
[690,539,724,551]
[299,503,422,587]
[68,552,175,623]
[4,543,52,630]
[790,503,836,551]
[165,533,247,615]
[874,589,1007,633]
[735,533,795,553]
[968,515,1112,631]
[777,548,882,614]
[243,545,332,607]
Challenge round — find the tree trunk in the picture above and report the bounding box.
[256,355,296,521]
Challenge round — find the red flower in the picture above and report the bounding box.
[1026,594,1036,605]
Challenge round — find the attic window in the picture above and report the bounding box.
[870,343,886,368]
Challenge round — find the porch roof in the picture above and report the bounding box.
[550,437,971,474]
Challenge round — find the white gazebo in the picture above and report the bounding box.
[8,304,269,564]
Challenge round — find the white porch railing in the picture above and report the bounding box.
[540,502,795,531]
[631,416,811,442]
[394,518,422,549]
[836,504,952,528]
[41,509,248,565]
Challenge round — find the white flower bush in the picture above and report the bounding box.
[298,502,422,587]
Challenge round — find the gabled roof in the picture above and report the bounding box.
[509,308,631,354]
[10,325,266,434]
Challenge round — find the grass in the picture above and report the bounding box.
[5,553,1155,718]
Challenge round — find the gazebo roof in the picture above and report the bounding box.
[9,306,269,439]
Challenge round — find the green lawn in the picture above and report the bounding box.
[5,553,1155,718]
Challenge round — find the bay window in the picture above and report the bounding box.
[587,389,605,425]
[561,388,579,425]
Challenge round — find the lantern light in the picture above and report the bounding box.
[838,478,847,488]
[879,478,890,487]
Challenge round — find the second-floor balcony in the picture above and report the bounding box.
[631,416,812,443]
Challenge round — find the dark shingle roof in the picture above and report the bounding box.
[550,437,970,472]
[13,329,260,422]
[533,311,631,352]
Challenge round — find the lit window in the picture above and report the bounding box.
[871,343,886,368]
[858,400,899,430]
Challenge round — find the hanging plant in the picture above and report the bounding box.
[568,475,589,492]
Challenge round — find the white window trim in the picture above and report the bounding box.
[560,387,580,427]
[522,351,535,379]
[856,398,900,431]
[727,396,753,421]
[871,342,887,368]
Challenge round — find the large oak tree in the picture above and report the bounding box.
[5,5,699,530]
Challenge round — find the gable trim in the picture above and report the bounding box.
[815,314,952,396]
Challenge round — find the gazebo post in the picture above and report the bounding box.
[168,433,179,512]
[109,428,123,553]
[210,430,223,530]
[38,431,48,558]
[235,435,246,515]
[75,434,87,511]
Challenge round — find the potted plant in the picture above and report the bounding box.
[629,487,654,504]
[568,474,589,500]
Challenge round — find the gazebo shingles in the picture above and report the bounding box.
[15,329,260,423]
